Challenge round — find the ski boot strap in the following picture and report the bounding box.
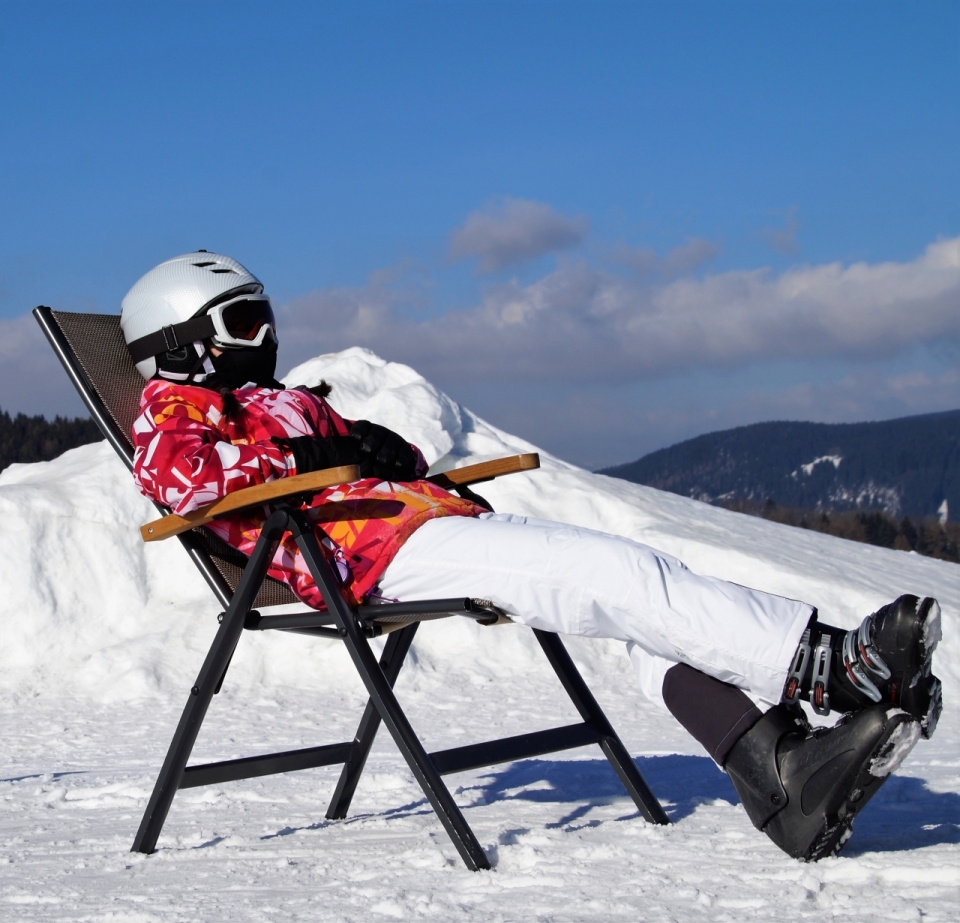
[783,615,894,715]
[783,628,812,706]
[840,616,889,703]
[809,632,833,715]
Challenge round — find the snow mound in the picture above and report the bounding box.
[284,346,557,471]
[0,348,957,714]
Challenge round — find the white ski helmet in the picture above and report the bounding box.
[120,251,273,380]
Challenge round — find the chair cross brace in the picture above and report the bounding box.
[131,502,669,870]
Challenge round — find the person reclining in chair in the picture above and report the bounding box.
[120,252,943,863]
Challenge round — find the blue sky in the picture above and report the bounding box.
[1,0,958,467]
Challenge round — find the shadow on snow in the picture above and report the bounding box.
[464,754,735,823]
[239,754,958,857]
[465,755,960,852]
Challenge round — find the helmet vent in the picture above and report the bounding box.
[210,268,237,274]
[192,260,216,267]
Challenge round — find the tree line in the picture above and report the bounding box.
[721,497,959,565]
[0,407,103,473]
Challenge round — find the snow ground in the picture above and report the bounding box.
[1,347,958,922]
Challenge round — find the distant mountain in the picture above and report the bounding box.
[0,408,102,474]
[600,410,960,520]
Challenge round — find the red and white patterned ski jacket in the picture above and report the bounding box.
[131,379,484,608]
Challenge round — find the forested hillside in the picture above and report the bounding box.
[0,408,102,473]
[602,410,960,520]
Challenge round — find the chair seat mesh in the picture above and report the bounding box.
[50,311,299,609]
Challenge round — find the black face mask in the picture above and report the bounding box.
[209,340,280,390]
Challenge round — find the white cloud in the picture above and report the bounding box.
[760,365,960,422]
[448,197,588,273]
[0,313,88,418]
[612,237,720,278]
[5,230,959,471]
[280,235,960,385]
[761,205,801,256]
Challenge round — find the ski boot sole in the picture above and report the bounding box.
[802,709,921,861]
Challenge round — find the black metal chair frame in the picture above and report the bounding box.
[34,305,669,871]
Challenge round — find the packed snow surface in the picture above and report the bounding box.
[1,347,957,921]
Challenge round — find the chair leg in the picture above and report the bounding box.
[289,511,491,871]
[131,511,288,854]
[327,622,419,820]
[532,629,670,826]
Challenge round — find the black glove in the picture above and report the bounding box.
[347,419,419,481]
[271,434,360,474]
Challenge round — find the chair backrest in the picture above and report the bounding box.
[34,307,299,610]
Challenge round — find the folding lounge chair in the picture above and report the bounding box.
[34,306,669,871]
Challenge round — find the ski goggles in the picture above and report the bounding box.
[126,293,278,365]
[206,294,277,348]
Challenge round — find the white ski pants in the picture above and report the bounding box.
[378,513,813,710]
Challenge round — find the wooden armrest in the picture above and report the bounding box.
[140,465,361,543]
[140,453,539,543]
[426,453,540,489]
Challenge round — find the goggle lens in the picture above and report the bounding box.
[218,299,277,342]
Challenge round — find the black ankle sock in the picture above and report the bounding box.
[662,663,763,765]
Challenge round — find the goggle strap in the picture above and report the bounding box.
[128,315,217,364]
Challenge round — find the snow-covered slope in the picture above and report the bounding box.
[1,348,957,922]
[1,346,956,702]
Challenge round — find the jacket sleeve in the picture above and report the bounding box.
[131,396,293,515]
[310,393,430,479]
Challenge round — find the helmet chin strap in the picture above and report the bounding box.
[196,345,216,380]
[156,342,215,383]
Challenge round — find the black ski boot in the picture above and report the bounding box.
[784,595,942,738]
[724,703,921,861]
[846,595,942,738]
